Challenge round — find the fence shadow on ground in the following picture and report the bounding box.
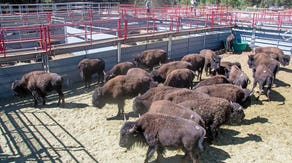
[0,110,99,162]
[0,82,93,112]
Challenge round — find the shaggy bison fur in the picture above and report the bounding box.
[133,49,168,70]
[105,61,135,82]
[163,68,195,89]
[119,113,206,163]
[78,58,105,88]
[11,71,65,107]
[181,53,205,81]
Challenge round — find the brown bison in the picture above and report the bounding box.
[164,68,195,89]
[194,75,230,89]
[181,53,205,81]
[226,33,235,53]
[179,100,244,141]
[78,58,105,88]
[104,61,135,82]
[92,74,157,117]
[133,49,168,70]
[200,49,221,76]
[119,113,206,163]
[227,65,250,89]
[248,53,280,80]
[194,84,252,106]
[151,61,193,83]
[11,71,65,107]
[253,46,290,66]
[251,64,274,101]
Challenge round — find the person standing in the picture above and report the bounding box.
[145,0,151,14]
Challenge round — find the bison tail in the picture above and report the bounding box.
[198,128,206,152]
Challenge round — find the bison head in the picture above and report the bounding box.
[281,55,290,66]
[132,96,149,115]
[119,121,143,149]
[228,102,245,124]
[92,86,106,108]
[210,55,221,71]
[247,55,255,68]
[11,80,29,97]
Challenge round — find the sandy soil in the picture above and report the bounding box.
[0,52,292,163]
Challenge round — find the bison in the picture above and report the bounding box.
[179,100,244,141]
[253,46,290,66]
[227,65,250,89]
[119,113,206,163]
[78,58,105,88]
[194,75,230,89]
[133,49,168,70]
[181,53,205,81]
[151,61,193,83]
[104,61,135,82]
[251,64,274,101]
[148,100,205,127]
[226,33,235,53]
[200,49,221,76]
[92,74,157,117]
[164,68,195,89]
[194,83,252,106]
[11,71,65,107]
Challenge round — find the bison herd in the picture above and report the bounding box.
[11,46,290,163]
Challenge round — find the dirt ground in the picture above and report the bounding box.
[0,52,292,163]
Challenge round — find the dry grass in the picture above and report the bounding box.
[0,52,292,163]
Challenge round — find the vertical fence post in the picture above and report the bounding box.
[176,16,181,32]
[211,11,214,28]
[251,27,256,49]
[168,34,172,59]
[0,29,5,57]
[117,41,121,63]
[124,19,128,40]
[117,19,121,38]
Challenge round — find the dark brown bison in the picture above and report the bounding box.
[11,71,65,107]
[92,74,157,117]
[194,84,252,106]
[228,65,250,88]
[104,61,135,82]
[253,47,290,66]
[78,58,105,88]
[151,61,193,83]
[164,68,195,89]
[181,53,205,81]
[119,113,206,163]
[133,49,168,70]
[226,33,235,52]
[179,100,244,141]
[194,75,230,89]
[251,64,274,101]
[148,100,205,127]
[200,49,221,76]
[248,53,280,80]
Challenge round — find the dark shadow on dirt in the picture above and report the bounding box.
[0,110,99,162]
[241,116,269,125]
[151,145,230,163]
[274,78,291,87]
[213,128,262,146]
[279,67,292,73]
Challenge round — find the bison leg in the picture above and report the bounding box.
[57,90,65,106]
[31,90,39,107]
[144,145,157,163]
[117,100,125,116]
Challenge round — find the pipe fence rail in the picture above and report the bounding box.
[0,3,292,58]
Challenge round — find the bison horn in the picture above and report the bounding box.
[123,114,127,121]
[129,125,136,134]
